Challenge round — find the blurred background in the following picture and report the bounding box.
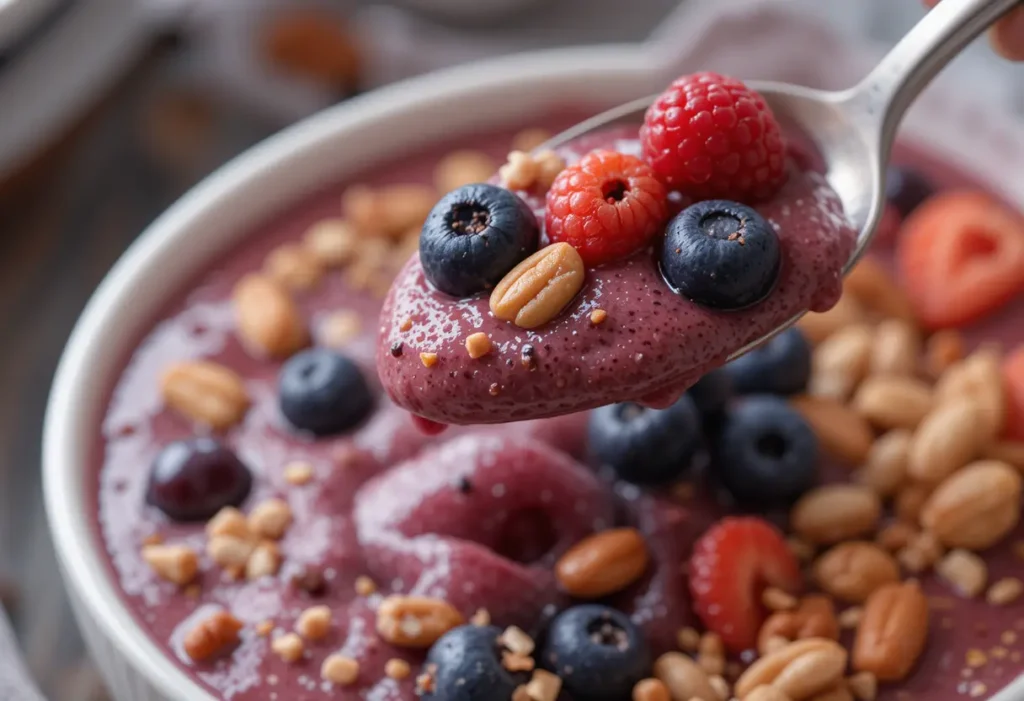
[0,0,1019,698]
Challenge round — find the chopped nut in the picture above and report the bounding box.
[633,677,671,701]
[264,243,324,291]
[283,461,315,486]
[399,317,413,332]
[590,309,608,325]
[183,611,243,662]
[385,658,412,680]
[465,332,492,359]
[499,151,540,190]
[937,550,988,598]
[256,620,275,637]
[503,651,536,672]
[207,536,255,569]
[160,360,250,431]
[525,669,563,701]
[966,648,988,668]
[434,150,497,193]
[206,507,250,539]
[987,577,1024,606]
[271,632,304,663]
[839,607,863,629]
[142,544,199,585]
[376,595,464,648]
[303,218,358,268]
[245,541,281,580]
[295,605,332,640]
[698,632,725,659]
[321,654,359,685]
[511,128,551,153]
[420,352,439,368]
[319,311,362,348]
[847,671,878,701]
[534,150,567,190]
[248,498,293,540]
[499,625,535,656]
[354,575,377,596]
[763,587,798,611]
[676,626,701,652]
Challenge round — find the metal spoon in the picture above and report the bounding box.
[542,0,1020,361]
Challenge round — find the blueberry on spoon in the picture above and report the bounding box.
[725,327,811,396]
[661,200,781,310]
[420,183,539,297]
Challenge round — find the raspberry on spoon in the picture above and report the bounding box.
[640,72,786,202]
[545,150,667,266]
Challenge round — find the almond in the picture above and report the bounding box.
[233,274,308,358]
[933,347,1005,441]
[797,295,866,346]
[919,460,1022,550]
[555,528,649,599]
[851,376,931,431]
[490,243,584,329]
[790,395,874,465]
[906,400,985,484]
[735,638,847,700]
[856,430,910,498]
[376,596,464,648]
[790,485,881,545]
[853,581,928,681]
[160,361,250,431]
[653,652,719,701]
[812,542,899,603]
[808,324,873,400]
[869,319,920,377]
[842,257,915,322]
[757,595,839,654]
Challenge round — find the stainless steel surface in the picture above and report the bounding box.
[543,0,1020,362]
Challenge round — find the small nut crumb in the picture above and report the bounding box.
[321,654,359,686]
[207,535,255,569]
[295,605,332,640]
[471,608,491,626]
[416,665,437,695]
[590,309,608,325]
[354,575,377,596]
[465,332,492,359]
[534,150,567,190]
[284,461,315,486]
[434,150,497,193]
[256,620,274,637]
[1001,630,1018,645]
[385,658,411,680]
[698,632,725,659]
[969,681,988,698]
[937,550,988,598]
[697,653,725,676]
[303,218,358,268]
[400,317,413,332]
[248,498,293,540]
[503,651,536,672]
[632,678,671,701]
[183,611,243,662]
[988,577,1024,606]
[376,595,464,648]
[264,243,324,291]
[489,383,501,396]
[499,151,540,190]
[142,544,199,585]
[420,352,439,368]
[966,648,988,668]
[206,507,250,539]
[847,671,878,701]
[839,607,863,629]
[245,541,281,580]
[271,632,304,663]
[499,625,535,656]
[676,626,701,652]
[319,311,362,348]
[992,646,1009,660]
[762,587,798,611]
[525,669,563,701]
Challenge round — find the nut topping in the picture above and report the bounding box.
[919,460,1022,549]
[142,544,199,585]
[757,595,839,655]
[812,542,900,603]
[183,610,243,662]
[852,581,929,681]
[490,243,585,329]
[735,638,847,700]
[851,376,932,431]
[375,595,464,648]
[555,527,649,599]
[907,400,986,484]
[789,396,873,465]
[160,361,250,432]
[653,652,719,701]
[790,485,881,545]
[233,274,308,358]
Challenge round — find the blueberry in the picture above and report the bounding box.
[724,328,811,396]
[539,605,650,701]
[661,200,781,310]
[424,625,528,701]
[885,165,934,217]
[588,395,702,485]
[146,438,252,521]
[715,396,818,508]
[687,367,734,419]
[420,183,539,297]
[278,349,373,435]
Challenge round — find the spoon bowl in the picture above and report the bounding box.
[542,0,1019,361]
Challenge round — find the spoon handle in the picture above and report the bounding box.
[846,0,1020,159]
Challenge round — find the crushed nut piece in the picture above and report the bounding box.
[471,608,491,626]
[354,575,377,597]
[839,607,863,629]
[319,311,362,348]
[698,632,725,659]
[142,544,199,586]
[847,671,878,701]
[271,632,304,663]
[206,507,250,539]
[499,151,540,190]
[525,669,563,701]
[183,611,243,662]
[296,605,332,640]
[248,498,293,540]
[264,243,324,291]
[465,332,492,359]
[415,665,437,695]
[966,648,988,668]
[489,383,501,396]
[969,681,988,698]
[256,620,275,637]
[991,646,1009,660]
[590,309,608,325]
[284,460,315,486]
[420,352,439,368]
[207,535,255,569]
[988,577,1024,606]
[762,587,798,611]
[676,626,701,652]
[534,150,567,190]
[321,654,360,685]
[632,678,671,701]
[400,317,413,332]
[499,626,535,656]
[376,595,464,647]
[434,150,497,193]
[385,658,412,680]
[503,651,536,672]
[245,541,281,580]
[1001,630,1018,645]
[303,218,358,268]
[937,549,988,598]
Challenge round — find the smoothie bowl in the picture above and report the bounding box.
[43,6,1024,701]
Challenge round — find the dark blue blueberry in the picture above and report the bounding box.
[885,165,934,217]
[420,183,539,297]
[687,367,734,419]
[661,200,781,310]
[716,396,818,509]
[539,605,650,701]
[278,349,373,435]
[424,625,528,701]
[724,327,812,396]
[146,438,252,521]
[588,395,702,485]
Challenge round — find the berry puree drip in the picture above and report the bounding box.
[95,71,1024,701]
[377,73,857,425]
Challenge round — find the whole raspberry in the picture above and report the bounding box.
[640,72,786,202]
[545,150,667,266]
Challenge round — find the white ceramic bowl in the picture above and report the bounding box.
[42,3,1024,699]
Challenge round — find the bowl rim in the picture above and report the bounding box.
[42,29,1024,701]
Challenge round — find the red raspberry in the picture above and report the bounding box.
[545,150,668,266]
[689,517,803,653]
[641,72,786,201]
